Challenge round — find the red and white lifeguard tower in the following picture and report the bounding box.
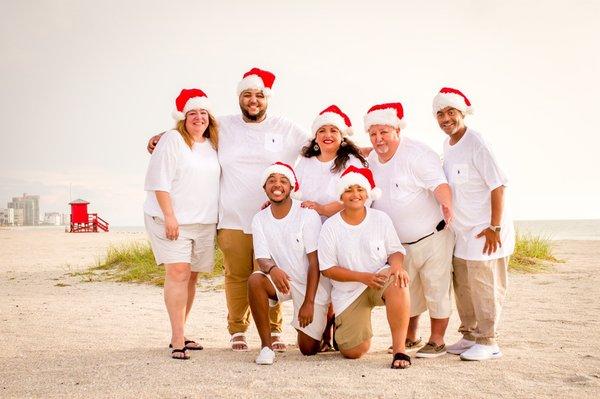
[68,199,109,233]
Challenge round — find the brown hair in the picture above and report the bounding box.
[175,112,219,150]
[301,136,368,173]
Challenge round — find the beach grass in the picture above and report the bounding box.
[75,241,224,286]
[76,232,557,286]
[509,232,558,272]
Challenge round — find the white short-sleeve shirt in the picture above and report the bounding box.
[251,200,330,305]
[143,130,220,224]
[217,114,310,233]
[318,208,406,315]
[443,128,515,260]
[295,155,365,217]
[369,136,447,243]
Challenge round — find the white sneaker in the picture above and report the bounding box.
[255,346,275,365]
[446,338,476,355]
[460,344,502,361]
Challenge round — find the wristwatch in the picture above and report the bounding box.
[488,225,501,233]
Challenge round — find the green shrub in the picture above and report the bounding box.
[509,232,558,273]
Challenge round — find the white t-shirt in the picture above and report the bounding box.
[143,130,220,224]
[369,137,448,243]
[318,208,406,315]
[295,155,364,217]
[217,114,310,233]
[443,128,515,260]
[251,200,330,306]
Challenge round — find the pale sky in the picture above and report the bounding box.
[1,0,599,226]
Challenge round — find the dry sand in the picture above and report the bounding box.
[0,227,599,398]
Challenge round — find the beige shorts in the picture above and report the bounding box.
[253,271,328,341]
[144,213,216,272]
[404,228,454,318]
[334,270,394,350]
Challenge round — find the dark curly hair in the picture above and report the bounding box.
[301,136,368,173]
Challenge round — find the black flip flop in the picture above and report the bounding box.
[169,340,204,351]
[391,352,411,369]
[171,348,190,360]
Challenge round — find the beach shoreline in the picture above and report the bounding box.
[0,228,599,398]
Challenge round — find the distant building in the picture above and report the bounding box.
[13,208,24,226]
[0,208,15,226]
[43,212,62,226]
[8,194,39,226]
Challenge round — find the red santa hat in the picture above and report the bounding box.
[336,166,381,201]
[237,67,275,97]
[172,88,212,121]
[261,161,302,199]
[311,105,354,137]
[363,103,406,131]
[432,87,473,115]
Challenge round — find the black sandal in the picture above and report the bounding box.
[168,340,204,351]
[171,348,190,360]
[391,352,411,369]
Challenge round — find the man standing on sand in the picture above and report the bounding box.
[248,162,330,365]
[148,68,310,351]
[365,102,455,359]
[433,87,515,361]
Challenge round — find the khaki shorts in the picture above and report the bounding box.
[404,228,454,318]
[334,271,394,350]
[253,271,329,341]
[144,213,216,272]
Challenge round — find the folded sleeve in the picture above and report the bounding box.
[144,132,179,192]
[473,145,509,190]
[318,224,338,271]
[303,209,322,254]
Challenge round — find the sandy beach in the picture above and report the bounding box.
[0,227,599,398]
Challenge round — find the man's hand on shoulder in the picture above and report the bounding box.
[147,132,165,154]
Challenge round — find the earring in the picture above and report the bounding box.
[313,144,320,151]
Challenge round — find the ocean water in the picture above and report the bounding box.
[5,220,599,241]
[515,219,600,241]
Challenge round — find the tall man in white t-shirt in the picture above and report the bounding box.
[148,68,310,351]
[432,87,515,361]
[365,103,455,359]
[248,162,330,365]
[319,166,412,369]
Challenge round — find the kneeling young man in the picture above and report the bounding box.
[318,166,412,369]
[249,162,331,365]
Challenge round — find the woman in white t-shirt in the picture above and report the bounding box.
[295,105,368,351]
[143,88,220,360]
[297,105,368,218]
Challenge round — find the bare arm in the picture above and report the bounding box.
[301,201,343,218]
[155,191,178,240]
[433,183,453,224]
[298,251,320,327]
[476,185,505,255]
[257,258,291,294]
[322,266,387,289]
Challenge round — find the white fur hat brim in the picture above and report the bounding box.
[336,172,381,200]
[261,164,299,199]
[432,92,473,115]
[364,108,406,131]
[237,74,272,97]
[172,96,212,121]
[312,112,353,137]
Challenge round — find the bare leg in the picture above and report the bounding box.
[407,314,420,342]
[429,317,449,346]
[185,272,199,321]
[297,330,321,356]
[164,263,191,358]
[339,339,370,359]
[383,284,411,368]
[248,273,277,348]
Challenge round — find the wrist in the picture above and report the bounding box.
[488,224,501,233]
[267,265,278,274]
